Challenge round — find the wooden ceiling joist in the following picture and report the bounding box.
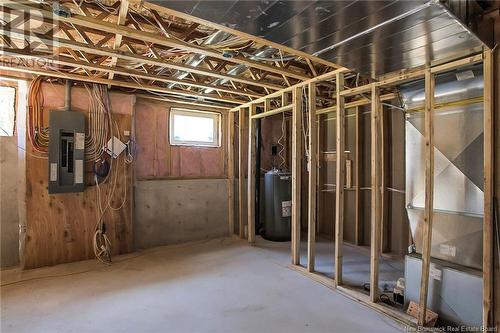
[0,0,354,105]
[108,0,130,82]
[0,63,244,105]
[0,47,264,99]
[0,27,283,91]
[1,1,311,81]
[132,0,344,71]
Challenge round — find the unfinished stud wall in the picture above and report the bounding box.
[23,83,134,269]
[318,104,409,255]
[494,46,499,329]
[133,98,229,248]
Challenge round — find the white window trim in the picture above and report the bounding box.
[169,108,221,147]
[0,85,16,137]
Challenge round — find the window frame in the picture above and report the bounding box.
[0,84,17,137]
[169,108,221,148]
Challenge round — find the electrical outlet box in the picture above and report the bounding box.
[48,111,86,194]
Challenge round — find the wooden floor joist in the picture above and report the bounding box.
[0,64,243,105]
[1,1,310,82]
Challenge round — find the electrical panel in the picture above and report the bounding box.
[48,111,85,194]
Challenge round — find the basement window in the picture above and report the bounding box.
[0,86,16,136]
[170,109,220,147]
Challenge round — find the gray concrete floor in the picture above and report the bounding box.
[1,237,405,333]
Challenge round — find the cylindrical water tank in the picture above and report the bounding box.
[262,169,292,241]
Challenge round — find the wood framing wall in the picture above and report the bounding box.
[236,53,496,328]
[494,46,500,330]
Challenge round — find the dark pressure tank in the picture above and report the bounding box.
[262,169,292,241]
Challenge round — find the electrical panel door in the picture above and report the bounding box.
[48,111,85,194]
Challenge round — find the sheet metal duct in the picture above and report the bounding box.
[153,0,487,77]
[167,30,230,88]
[401,65,484,270]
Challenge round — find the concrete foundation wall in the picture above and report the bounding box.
[0,136,19,268]
[134,179,229,249]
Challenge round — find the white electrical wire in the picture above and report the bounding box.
[301,85,310,163]
[276,112,287,170]
[90,85,129,264]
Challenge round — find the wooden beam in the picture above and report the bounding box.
[291,87,302,265]
[230,68,348,112]
[247,104,257,244]
[354,106,362,245]
[335,73,345,286]
[108,0,129,82]
[134,93,230,111]
[418,68,435,326]
[340,54,483,98]
[250,104,293,119]
[227,111,235,236]
[370,84,382,303]
[0,64,242,105]
[238,108,247,239]
[307,82,317,272]
[482,48,494,329]
[0,48,263,99]
[2,1,310,81]
[134,0,344,70]
[316,93,398,115]
[0,27,283,91]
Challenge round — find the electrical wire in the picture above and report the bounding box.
[27,77,49,153]
[301,85,310,165]
[90,85,129,264]
[276,112,287,170]
[84,84,111,161]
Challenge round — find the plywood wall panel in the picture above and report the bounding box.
[23,83,134,269]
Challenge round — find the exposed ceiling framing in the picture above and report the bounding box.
[0,0,366,109]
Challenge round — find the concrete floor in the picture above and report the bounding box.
[1,237,405,333]
[295,236,405,292]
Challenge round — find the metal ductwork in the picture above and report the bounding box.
[203,47,279,94]
[401,64,484,270]
[167,30,231,89]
